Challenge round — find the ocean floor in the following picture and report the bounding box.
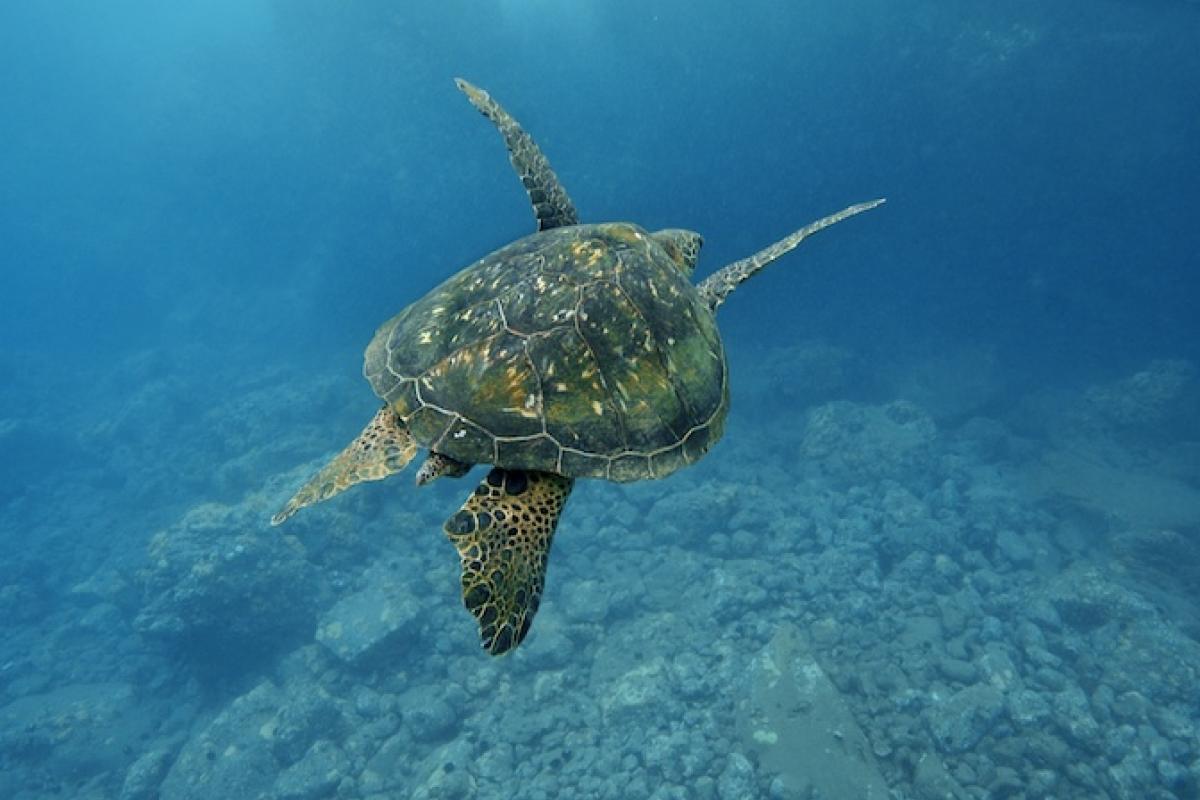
[1,344,1198,799]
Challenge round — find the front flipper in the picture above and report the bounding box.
[696,198,886,311]
[444,468,574,655]
[455,78,580,232]
[271,406,417,526]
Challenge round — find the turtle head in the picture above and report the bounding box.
[651,229,703,276]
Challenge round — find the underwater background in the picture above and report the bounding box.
[2,0,1199,798]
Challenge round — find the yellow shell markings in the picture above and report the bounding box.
[605,268,703,439]
[571,282,684,448]
[619,309,696,441]
[519,340,550,424]
[470,352,531,413]
[598,222,646,246]
[568,327,626,446]
[422,284,572,439]
[567,238,612,279]
[362,223,732,482]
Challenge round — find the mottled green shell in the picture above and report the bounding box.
[363,223,728,482]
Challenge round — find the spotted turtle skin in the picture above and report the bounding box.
[364,222,728,482]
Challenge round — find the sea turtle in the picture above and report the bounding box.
[271,79,883,655]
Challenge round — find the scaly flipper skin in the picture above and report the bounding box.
[271,406,417,525]
[455,78,580,232]
[415,451,471,486]
[651,228,704,275]
[697,198,886,311]
[444,468,574,655]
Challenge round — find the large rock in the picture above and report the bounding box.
[271,739,350,800]
[315,562,420,668]
[159,678,345,800]
[135,502,316,658]
[1045,565,1156,631]
[410,739,479,800]
[0,682,158,791]
[159,681,283,800]
[1083,359,1196,431]
[1112,527,1200,624]
[601,657,671,725]
[716,752,756,800]
[737,624,889,799]
[926,684,1006,753]
[119,748,175,800]
[912,752,971,800]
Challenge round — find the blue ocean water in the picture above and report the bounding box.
[2,1,1199,798]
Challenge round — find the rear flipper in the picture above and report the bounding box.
[444,468,574,655]
[271,406,417,525]
[415,451,472,486]
[696,198,886,311]
[454,78,579,232]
